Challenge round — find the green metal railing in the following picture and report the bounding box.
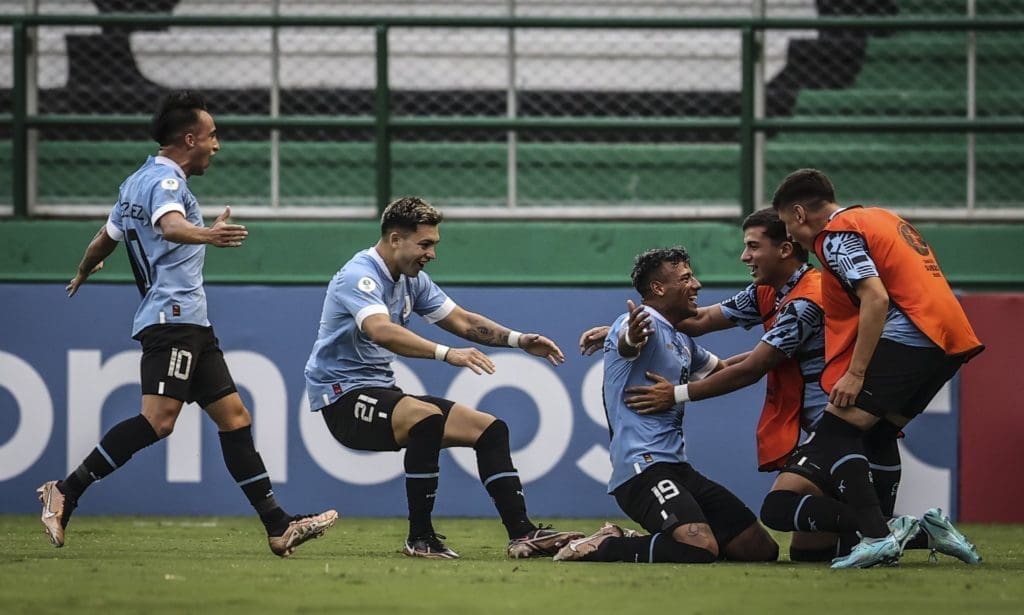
[4,13,1024,218]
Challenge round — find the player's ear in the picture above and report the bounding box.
[779,239,794,259]
[649,279,664,298]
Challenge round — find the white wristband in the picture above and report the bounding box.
[434,344,450,361]
[623,330,640,348]
[673,384,690,404]
[507,331,522,348]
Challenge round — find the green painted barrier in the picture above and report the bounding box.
[2,219,1021,288]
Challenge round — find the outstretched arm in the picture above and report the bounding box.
[67,225,118,297]
[361,312,496,375]
[436,305,565,365]
[624,342,783,414]
[158,206,248,247]
[674,304,735,337]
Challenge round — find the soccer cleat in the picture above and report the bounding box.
[507,524,586,559]
[830,534,902,569]
[887,514,922,554]
[921,508,982,565]
[403,532,460,559]
[37,480,74,548]
[267,509,338,558]
[553,522,624,562]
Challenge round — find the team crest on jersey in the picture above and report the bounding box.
[898,221,930,256]
[160,178,180,191]
[357,277,377,294]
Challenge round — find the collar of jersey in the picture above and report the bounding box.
[153,155,187,180]
[827,206,850,222]
[776,262,811,306]
[640,304,674,329]
[368,245,399,283]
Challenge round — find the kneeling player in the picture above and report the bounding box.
[556,248,777,563]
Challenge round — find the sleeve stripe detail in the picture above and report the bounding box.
[691,352,719,380]
[105,219,124,242]
[355,304,389,330]
[151,202,186,226]
[422,298,456,324]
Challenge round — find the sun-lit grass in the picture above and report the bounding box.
[2,516,1022,614]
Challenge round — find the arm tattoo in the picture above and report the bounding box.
[462,314,507,346]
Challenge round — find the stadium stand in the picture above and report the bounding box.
[0,0,1021,212]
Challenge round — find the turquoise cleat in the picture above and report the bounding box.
[887,514,922,554]
[920,508,982,565]
[831,534,902,569]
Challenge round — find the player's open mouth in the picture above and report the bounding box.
[748,265,758,277]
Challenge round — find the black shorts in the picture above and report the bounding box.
[612,462,756,548]
[138,324,237,407]
[320,386,456,452]
[779,434,836,498]
[854,339,966,420]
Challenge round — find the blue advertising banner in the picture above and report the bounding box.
[0,283,957,519]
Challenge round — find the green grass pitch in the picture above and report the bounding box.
[2,516,1022,614]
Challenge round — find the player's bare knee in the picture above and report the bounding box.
[671,523,719,558]
[473,417,506,450]
[724,523,779,562]
[392,398,443,443]
[143,412,177,438]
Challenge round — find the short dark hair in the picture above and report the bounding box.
[631,247,690,298]
[151,90,208,146]
[380,196,444,235]
[742,207,809,263]
[771,168,836,212]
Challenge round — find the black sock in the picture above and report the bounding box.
[594,534,716,564]
[816,413,889,538]
[837,532,860,556]
[760,490,859,533]
[475,420,534,539]
[790,544,838,562]
[218,425,289,535]
[905,530,930,550]
[404,414,444,539]
[59,415,161,502]
[864,421,902,518]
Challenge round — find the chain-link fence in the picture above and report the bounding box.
[1,1,1023,217]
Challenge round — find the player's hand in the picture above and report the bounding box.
[518,333,565,366]
[66,261,104,297]
[829,370,865,408]
[624,371,677,414]
[624,299,652,349]
[209,206,248,248]
[578,325,610,356]
[444,347,496,375]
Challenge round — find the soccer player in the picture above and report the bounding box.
[577,210,976,565]
[39,91,338,557]
[304,196,582,560]
[578,209,841,561]
[771,168,984,568]
[555,247,779,564]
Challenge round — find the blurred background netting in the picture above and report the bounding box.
[1,1,1022,215]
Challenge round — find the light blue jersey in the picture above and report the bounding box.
[305,247,455,411]
[820,229,936,348]
[603,306,717,493]
[105,156,208,338]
